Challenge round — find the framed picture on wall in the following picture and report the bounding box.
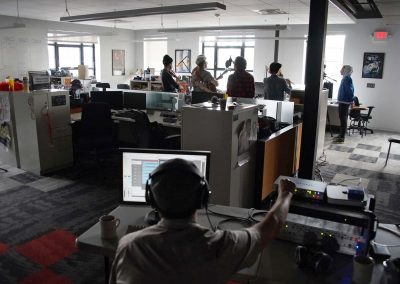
[112,49,125,76]
[362,52,385,79]
[175,49,191,73]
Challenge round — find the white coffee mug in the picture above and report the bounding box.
[352,255,375,284]
[100,215,120,239]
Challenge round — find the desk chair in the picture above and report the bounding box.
[254,82,264,98]
[385,138,400,166]
[117,110,180,149]
[96,82,110,92]
[348,108,363,136]
[77,103,116,161]
[117,84,130,90]
[360,106,375,135]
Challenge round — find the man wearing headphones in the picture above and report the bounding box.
[110,159,295,284]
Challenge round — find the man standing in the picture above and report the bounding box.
[334,65,354,144]
[161,54,180,92]
[264,62,292,101]
[227,56,255,98]
[110,158,295,284]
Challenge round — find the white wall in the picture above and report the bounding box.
[0,15,135,88]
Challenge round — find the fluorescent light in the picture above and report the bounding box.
[0,22,26,30]
[157,25,287,33]
[60,2,226,22]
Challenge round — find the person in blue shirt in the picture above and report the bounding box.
[334,65,355,143]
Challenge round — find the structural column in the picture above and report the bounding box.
[298,0,329,179]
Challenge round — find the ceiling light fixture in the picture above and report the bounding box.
[157,25,287,33]
[60,2,226,22]
[0,0,26,29]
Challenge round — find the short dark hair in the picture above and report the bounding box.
[163,54,173,66]
[269,62,282,74]
[234,56,247,71]
[150,159,203,219]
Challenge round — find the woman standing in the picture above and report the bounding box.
[334,65,355,143]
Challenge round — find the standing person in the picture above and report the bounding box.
[192,55,219,92]
[161,54,180,92]
[226,56,255,98]
[334,65,354,144]
[263,62,292,101]
[110,158,295,284]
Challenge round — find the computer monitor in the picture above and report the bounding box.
[121,149,211,204]
[123,91,146,110]
[146,91,178,111]
[91,91,123,110]
[191,91,223,104]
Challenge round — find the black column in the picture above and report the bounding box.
[274,27,280,62]
[298,0,329,179]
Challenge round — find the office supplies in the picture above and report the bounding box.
[121,149,210,204]
[274,176,326,201]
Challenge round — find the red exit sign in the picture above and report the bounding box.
[373,31,389,41]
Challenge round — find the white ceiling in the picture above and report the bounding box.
[375,0,400,26]
[0,0,357,30]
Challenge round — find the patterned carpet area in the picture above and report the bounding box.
[0,156,121,284]
[320,130,400,224]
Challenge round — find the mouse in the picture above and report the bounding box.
[144,210,160,226]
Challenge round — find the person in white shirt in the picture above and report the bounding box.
[110,158,295,284]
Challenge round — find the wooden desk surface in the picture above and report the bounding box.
[76,204,400,283]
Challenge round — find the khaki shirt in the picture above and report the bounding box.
[110,218,262,284]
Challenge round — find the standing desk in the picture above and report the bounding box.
[76,204,400,284]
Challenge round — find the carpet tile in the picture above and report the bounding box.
[356,143,382,152]
[18,268,73,284]
[328,144,354,153]
[0,178,23,193]
[0,242,8,254]
[379,152,400,161]
[348,154,378,163]
[0,250,40,283]
[9,172,43,184]
[15,230,77,267]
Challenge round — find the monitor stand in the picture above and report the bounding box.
[144,210,160,226]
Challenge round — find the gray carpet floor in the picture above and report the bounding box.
[320,130,400,224]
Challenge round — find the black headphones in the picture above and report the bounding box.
[145,159,209,217]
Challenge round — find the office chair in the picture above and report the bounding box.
[117,84,130,90]
[360,106,375,135]
[96,82,110,92]
[117,110,180,149]
[254,82,264,98]
[76,102,116,161]
[347,96,363,136]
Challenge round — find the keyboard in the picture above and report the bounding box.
[160,111,177,118]
[163,117,178,123]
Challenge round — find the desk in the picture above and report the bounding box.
[76,204,400,284]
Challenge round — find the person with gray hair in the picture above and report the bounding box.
[192,55,220,92]
[334,65,355,144]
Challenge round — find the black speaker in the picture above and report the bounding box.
[295,245,333,274]
[145,159,209,214]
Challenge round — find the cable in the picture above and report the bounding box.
[370,241,400,247]
[369,224,400,247]
[205,205,215,231]
[333,177,361,186]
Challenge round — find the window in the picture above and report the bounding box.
[144,41,167,75]
[201,39,255,91]
[302,35,346,98]
[48,42,96,77]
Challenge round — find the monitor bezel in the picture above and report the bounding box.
[120,148,211,205]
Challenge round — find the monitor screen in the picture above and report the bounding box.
[91,91,123,110]
[146,91,179,111]
[121,149,210,203]
[123,91,146,110]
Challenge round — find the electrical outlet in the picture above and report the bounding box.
[367,83,375,88]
